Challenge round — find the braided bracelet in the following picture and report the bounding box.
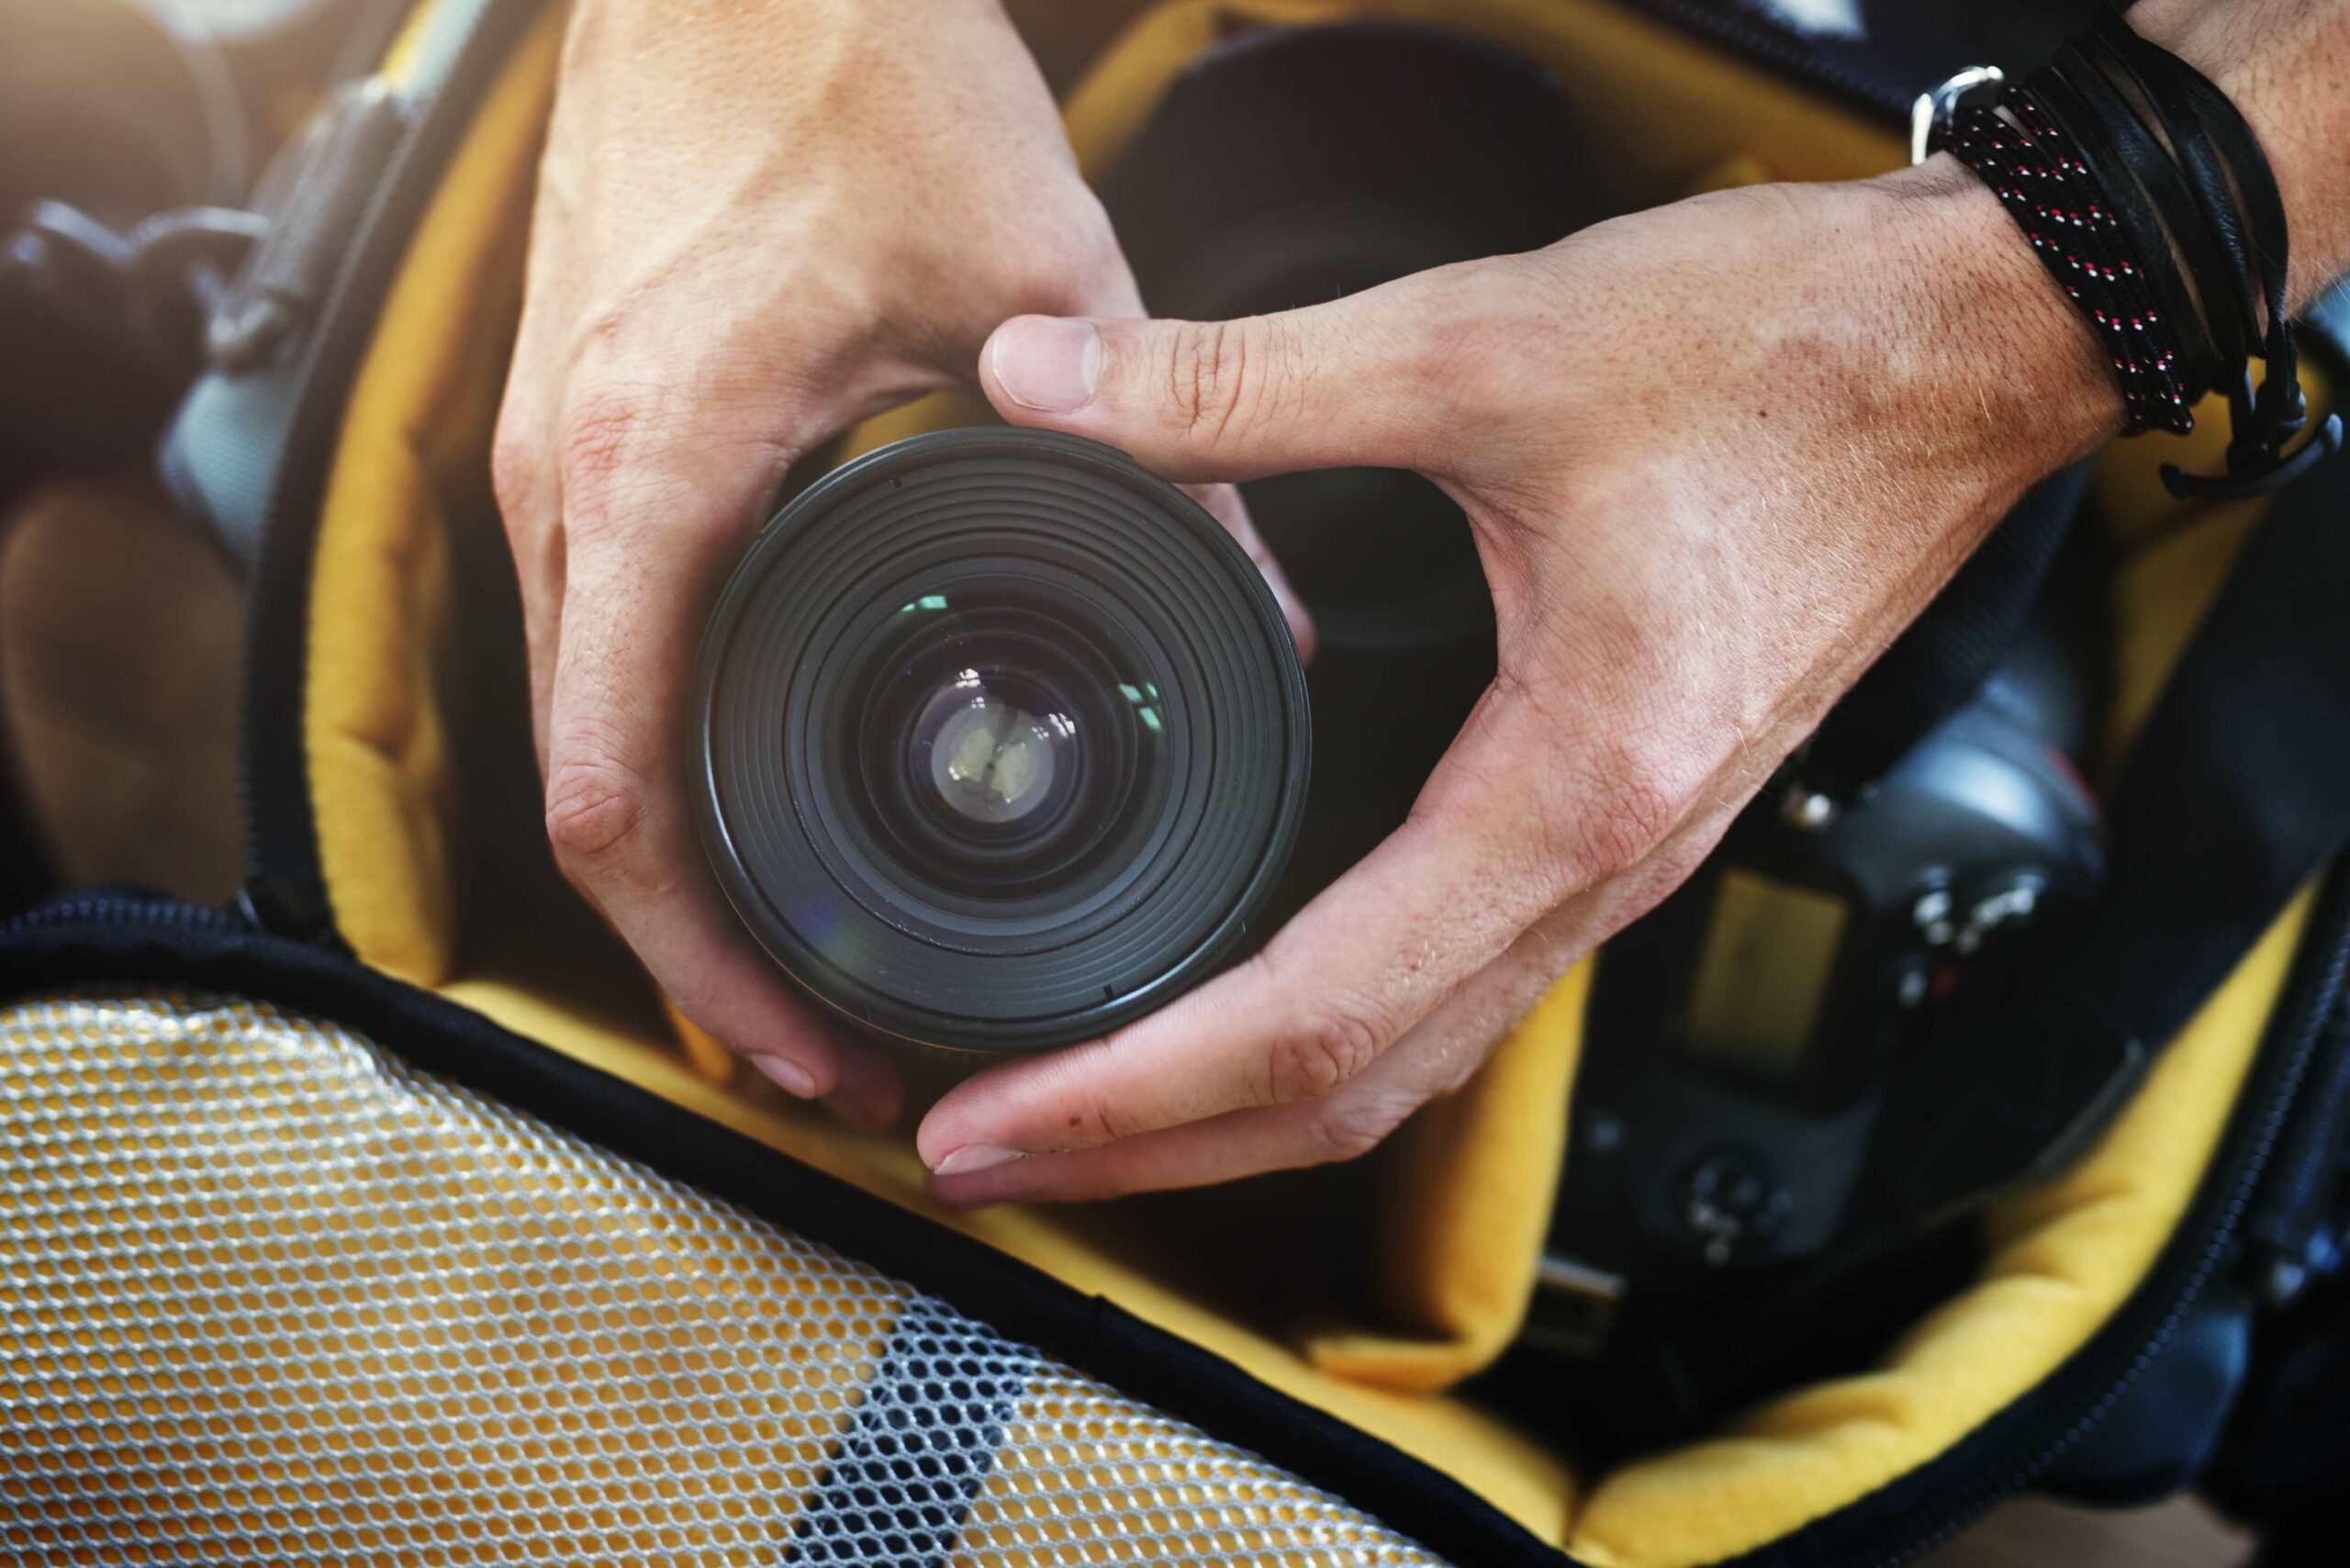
[1922,12,2343,498]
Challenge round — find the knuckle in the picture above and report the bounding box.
[1166,319,1274,450]
[1517,707,1704,902]
[489,421,542,522]
[557,385,656,501]
[543,734,653,876]
[1263,1002,1385,1104]
[1378,260,1519,414]
[1592,724,1701,867]
[1067,1083,1141,1149]
[1003,209,1126,316]
[1301,1093,1416,1167]
[1556,768,1681,891]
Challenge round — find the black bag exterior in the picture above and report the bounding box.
[7,0,2346,1562]
[6,873,2350,1568]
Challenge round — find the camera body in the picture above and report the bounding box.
[1531,614,2107,1356]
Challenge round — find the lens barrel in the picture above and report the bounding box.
[696,429,1310,1053]
[1102,21,1604,654]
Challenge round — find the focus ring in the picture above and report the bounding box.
[696,429,1310,1053]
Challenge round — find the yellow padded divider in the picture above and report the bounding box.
[1304,965,1594,1393]
[307,4,558,985]
[295,0,2320,1558]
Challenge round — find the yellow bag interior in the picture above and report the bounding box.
[301,2,2318,1562]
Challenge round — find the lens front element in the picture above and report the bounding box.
[846,588,1161,905]
[918,673,1072,829]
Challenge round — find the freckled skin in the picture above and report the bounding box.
[496,0,2350,1193]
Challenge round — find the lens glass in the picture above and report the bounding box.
[915,674,1075,828]
[698,429,1306,1050]
[840,586,1167,906]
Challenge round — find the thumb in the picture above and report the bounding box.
[979,288,1442,483]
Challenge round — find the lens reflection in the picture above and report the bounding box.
[915,672,1079,828]
[842,587,1160,904]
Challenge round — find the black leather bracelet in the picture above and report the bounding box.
[1932,9,2343,497]
[1947,80,2192,436]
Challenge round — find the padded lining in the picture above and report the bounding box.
[298,1,2315,1562]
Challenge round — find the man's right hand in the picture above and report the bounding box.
[492,0,1305,1126]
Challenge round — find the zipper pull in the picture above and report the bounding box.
[234,875,340,947]
[2248,1000,2350,1306]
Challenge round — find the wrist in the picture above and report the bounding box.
[1869,158,2124,477]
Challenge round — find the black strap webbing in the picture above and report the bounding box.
[1884,420,2350,1219]
[2076,468,2350,1047]
[1807,463,2092,794]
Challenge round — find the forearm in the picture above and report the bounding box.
[2132,0,2350,305]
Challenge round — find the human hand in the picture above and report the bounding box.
[917,160,2132,1199]
[491,0,1304,1125]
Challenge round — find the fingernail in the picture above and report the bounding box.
[931,1144,1024,1177]
[990,319,1101,412]
[749,1054,820,1100]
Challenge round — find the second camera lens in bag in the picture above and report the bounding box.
[696,25,1607,1051]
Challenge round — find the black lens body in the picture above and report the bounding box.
[1103,21,1606,655]
[696,429,1310,1054]
[1102,22,1606,924]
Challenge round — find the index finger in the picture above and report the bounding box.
[915,684,1670,1170]
[540,409,858,1104]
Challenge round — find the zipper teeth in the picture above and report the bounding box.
[18,886,2350,1568]
[236,0,531,932]
[1874,910,2350,1568]
[1,897,241,938]
[2248,1012,2350,1262]
[1628,0,1916,120]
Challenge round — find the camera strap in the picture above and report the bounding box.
[1802,463,2091,797]
[1880,372,2350,1223]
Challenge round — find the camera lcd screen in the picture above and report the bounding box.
[1681,868,1849,1083]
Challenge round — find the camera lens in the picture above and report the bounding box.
[696,428,1309,1053]
[912,674,1072,828]
[1103,21,1605,654]
[841,585,1163,902]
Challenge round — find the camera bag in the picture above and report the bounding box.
[10,1,2350,1562]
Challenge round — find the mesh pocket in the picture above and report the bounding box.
[0,989,1447,1567]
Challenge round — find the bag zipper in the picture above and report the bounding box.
[2243,997,2350,1303]
[235,0,543,942]
[1,892,248,939]
[11,867,2347,1568]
